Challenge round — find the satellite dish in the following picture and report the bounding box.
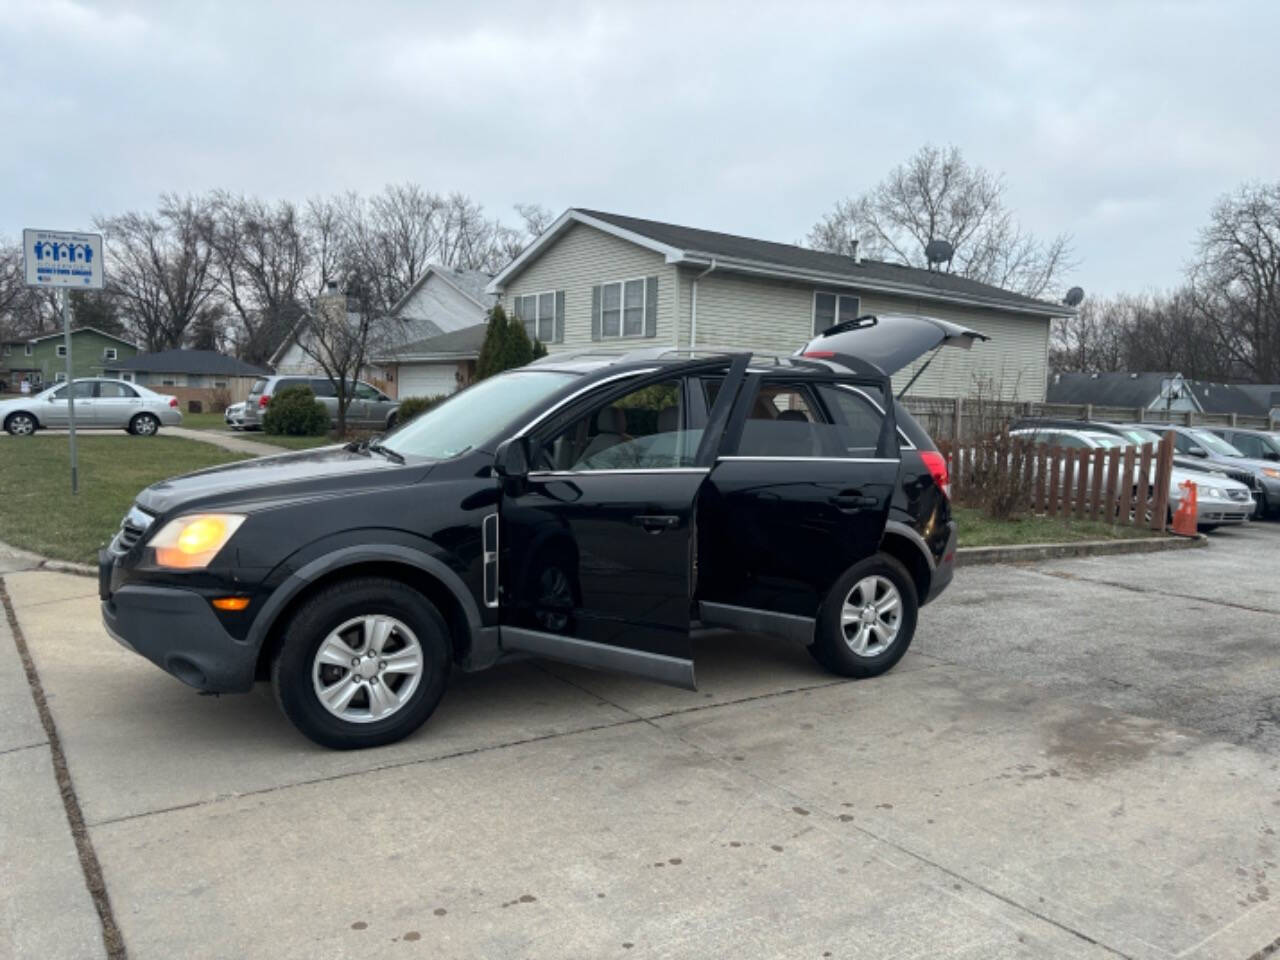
[924,239,954,266]
[1063,286,1085,307]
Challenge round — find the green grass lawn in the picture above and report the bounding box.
[953,505,1163,547]
[179,410,335,450]
[0,436,250,564]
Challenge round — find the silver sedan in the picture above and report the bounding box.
[0,378,183,436]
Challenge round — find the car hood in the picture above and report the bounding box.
[135,444,431,516]
[1169,465,1250,491]
[798,313,990,377]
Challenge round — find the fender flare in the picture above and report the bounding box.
[881,520,937,572]
[245,543,483,652]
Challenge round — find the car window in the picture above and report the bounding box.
[1056,434,1089,449]
[733,383,849,458]
[249,378,267,395]
[307,378,336,398]
[816,384,886,457]
[50,381,96,400]
[381,370,576,460]
[1190,429,1242,456]
[352,382,380,400]
[534,379,699,471]
[98,382,137,399]
[1234,434,1262,457]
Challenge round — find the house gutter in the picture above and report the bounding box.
[689,259,717,349]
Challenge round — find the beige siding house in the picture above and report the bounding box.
[489,209,1072,401]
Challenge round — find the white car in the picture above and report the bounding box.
[224,401,247,430]
[1008,427,1255,530]
[0,378,183,436]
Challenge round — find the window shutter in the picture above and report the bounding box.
[554,290,565,343]
[522,296,535,341]
[644,276,658,338]
[591,285,602,341]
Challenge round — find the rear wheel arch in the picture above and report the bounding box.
[878,524,933,604]
[252,550,481,682]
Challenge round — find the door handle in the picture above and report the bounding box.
[633,514,679,533]
[830,493,878,509]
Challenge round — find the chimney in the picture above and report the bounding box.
[851,238,861,265]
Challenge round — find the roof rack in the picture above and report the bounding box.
[529,344,801,367]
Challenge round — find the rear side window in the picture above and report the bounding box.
[733,383,849,459]
[308,378,336,398]
[98,382,137,399]
[249,378,267,394]
[816,385,884,457]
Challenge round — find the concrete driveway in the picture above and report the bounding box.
[3,526,1280,959]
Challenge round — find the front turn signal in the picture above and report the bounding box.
[211,596,251,612]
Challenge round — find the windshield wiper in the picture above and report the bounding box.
[367,441,405,464]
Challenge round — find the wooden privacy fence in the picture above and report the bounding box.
[937,431,1177,532]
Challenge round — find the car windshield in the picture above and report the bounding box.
[380,370,578,460]
[1084,433,1124,448]
[1190,429,1244,456]
[1119,426,1162,445]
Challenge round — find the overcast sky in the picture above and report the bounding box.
[2,0,1277,297]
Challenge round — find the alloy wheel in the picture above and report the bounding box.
[6,414,35,436]
[133,415,159,436]
[311,614,425,724]
[840,575,901,657]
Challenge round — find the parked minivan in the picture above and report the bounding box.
[243,375,399,431]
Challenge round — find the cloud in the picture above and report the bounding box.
[1,0,1276,297]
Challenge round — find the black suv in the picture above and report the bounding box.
[100,316,972,749]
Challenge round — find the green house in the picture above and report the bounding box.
[1,327,140,390]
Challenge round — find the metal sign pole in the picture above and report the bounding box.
[63,288,78,494]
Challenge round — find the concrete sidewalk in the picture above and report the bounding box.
[4,539,1280,958]
[162,425,295,456]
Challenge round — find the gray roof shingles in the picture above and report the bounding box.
[110,349,269,376]
[383,323,487,359]
[1046,371,1173,408]
[576,209,1065,314]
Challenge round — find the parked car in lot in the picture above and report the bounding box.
[242,375,399,432]
[223,401,247,430]
[1129,424,1280,518]
[1207,427,1280,463]
[1,378,182,436]
[100,314,970,749]
[1007,425,1255,530]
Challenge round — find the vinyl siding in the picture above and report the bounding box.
[674,267,813,352]
[502,223,676,351]
[396,273,489,339]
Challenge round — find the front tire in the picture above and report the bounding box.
[4,412,37,436]
[271,577,450,749]
[809,554,918,679]
[129,413,160,436]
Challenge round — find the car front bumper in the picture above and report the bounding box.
[99,550,258,693]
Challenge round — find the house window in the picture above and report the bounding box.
[56,344,68,357]
[514,290,560,343]
[161,378,177,387]
[55,371,67,382]
[2,345,9,356]
[600,278,647,338]
[103,347,118,361]
[121,373,134,382]
[24,344,32,356]
[213,380,227,389]
[812,291,862,335]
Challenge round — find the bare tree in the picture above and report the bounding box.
[1187,181,1280,382]
[97,194,217,350]
[206,192,311,364]
[809,144,1075,299]
[514,202,555,237]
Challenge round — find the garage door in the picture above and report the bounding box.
[398,363,458,399]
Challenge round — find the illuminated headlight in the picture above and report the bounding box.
[1262,468,1280,480]
[149,514,245,569]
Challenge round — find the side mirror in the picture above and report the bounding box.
[494,437,530,479]
[1188,446,1207,458]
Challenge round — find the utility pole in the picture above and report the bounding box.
[63,287,78,494]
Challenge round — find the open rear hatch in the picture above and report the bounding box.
[796,314,990,378]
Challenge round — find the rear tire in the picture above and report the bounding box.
[809,554,918,679]
[129,413,160,436]
[271,577,450,749]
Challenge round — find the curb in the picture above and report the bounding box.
[0,541,95,578]
[956,533,1207,566]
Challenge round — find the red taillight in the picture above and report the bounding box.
[258,394,270,408]
[803,350,836,359]
[168,397,178,408]
[920,450,951,500]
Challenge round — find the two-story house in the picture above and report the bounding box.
[487,209,1074,402]
[1,327,140,391]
